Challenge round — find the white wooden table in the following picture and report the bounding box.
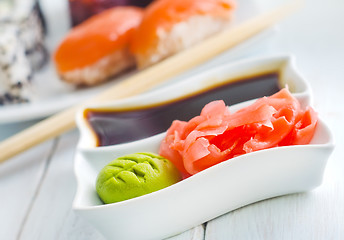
[1,0,344,239]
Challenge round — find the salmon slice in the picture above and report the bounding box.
[54,7,144,85]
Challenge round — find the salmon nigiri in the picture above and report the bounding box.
[130,0,236,69]
[54,7,143,86]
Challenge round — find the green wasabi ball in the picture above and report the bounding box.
[96,152,182,204]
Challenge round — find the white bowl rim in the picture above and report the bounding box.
[75,54,312,149]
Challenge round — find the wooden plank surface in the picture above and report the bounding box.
[0,121,56,240]
[1,0,344,239]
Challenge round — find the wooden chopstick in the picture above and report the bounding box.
[0,0,302,163]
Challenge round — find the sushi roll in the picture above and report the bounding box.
[130,0,237,69]
[0,0,47,70]
[54,7,144,86]
[0,0,46,105]
[0,25,33,105]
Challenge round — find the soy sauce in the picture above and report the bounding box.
[85,73,281,146]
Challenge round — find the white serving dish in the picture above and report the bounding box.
[73,56,334,240]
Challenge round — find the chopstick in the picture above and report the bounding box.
[0,0,302,163]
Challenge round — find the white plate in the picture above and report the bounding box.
[73,56,334,240]
[0,0,275,124]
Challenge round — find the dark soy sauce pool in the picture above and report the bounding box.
[85,73,281,146]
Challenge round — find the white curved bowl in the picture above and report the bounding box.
[73,56,333,240]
